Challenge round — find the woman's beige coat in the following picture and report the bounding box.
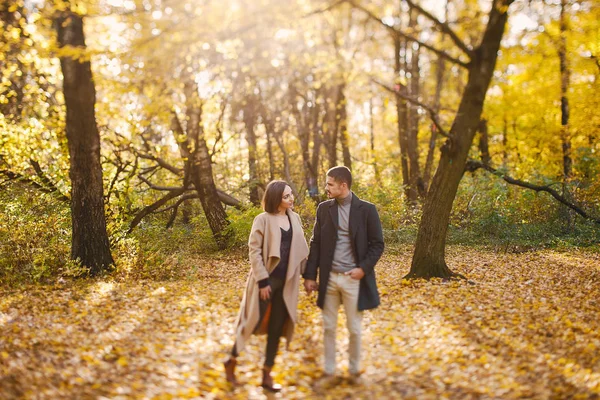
[232,210,309,354]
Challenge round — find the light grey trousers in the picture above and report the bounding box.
[322,271,363,375]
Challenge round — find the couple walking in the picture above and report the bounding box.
[224,166,385,392]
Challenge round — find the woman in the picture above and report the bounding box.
[224,180,309,392]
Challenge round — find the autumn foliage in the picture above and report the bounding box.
[1,248,599,398]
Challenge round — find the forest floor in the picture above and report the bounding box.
[1,246,599,399]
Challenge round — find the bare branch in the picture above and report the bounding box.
[135,151,182,176]
[0,167,70,204]
[29,160,70,202]
[372,78,452,139]
[165,193,200,228]
[139,165,159,176]
[465,161,600,224]
[157,194,199,213]
[346,0,470,68]
[404,0,473,58]
[128,188,187,233]
[138,175,188,191]
[217,189,242,209]
[304,0,347,17]
[138,174,241,208]
[210,97,230,158]
[105,159,130,204]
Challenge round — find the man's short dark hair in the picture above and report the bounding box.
[262,180,290,213]
[327,166,352,189]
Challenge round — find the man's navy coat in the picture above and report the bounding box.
[303,193,384,311]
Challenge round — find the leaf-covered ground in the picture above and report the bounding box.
[1,247,599,399]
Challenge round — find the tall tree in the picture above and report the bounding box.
[240,85,261,206]
[182,80,231,248]
[406,0,515,278]
[337,83,353,170]
[55,9,114,274]
[478,119,491,165]
[556,0,573,228]
[407,9,424,200]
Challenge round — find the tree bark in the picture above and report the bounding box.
[290,84,319,201]
[337,83,352,170]
[423,54,445,191]
[56,10,114,274]
[408,10,424,200]
[265,124,275,181]
[559,0,572,182]
[407,0,514,279]
[558,0,573,228]
[311,90,323,184]
[394,35,412,205]
[369,95,380,179]
[424,0,450,193]
[478,119,491,164]
[502,115,508,167]
[181,82,231,248]
[324,85,339,169]
[259,103,297,194]
[242,97,261,206]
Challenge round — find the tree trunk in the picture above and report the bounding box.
[424,54,445,192]
[265,125,275,181]
[337,83,352,170]
[274,127,296,195]
[558,0,573,228]
[290,85,319,201]
[369,96,380,179]
[324,86,339,169]
[242,99,260,206]
[56,10,113,275]
[407,0,513,279]
[559,0,572,182]
[408,10,424,200]
[260,103,297,194]
[311,98,322,189]
[394,35,412,205]
[502,115,508,167]
[478,119,491,164]
[183,82,231,249]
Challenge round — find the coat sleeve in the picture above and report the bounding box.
[303,204,322,281]
[248,215,270,282]
[358,204,384,276]
[295,213,309,275]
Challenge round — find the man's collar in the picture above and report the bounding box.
[336,191,353,206]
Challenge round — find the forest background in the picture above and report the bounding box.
[0,0,599,398]
[1,0,598,282]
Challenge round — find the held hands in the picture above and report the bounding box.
[259,285,272,300]
[345,267,365,280]
[304,279,318,294]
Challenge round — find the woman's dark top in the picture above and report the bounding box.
[258,214,293,288]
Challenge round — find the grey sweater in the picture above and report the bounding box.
[331,192,357,273]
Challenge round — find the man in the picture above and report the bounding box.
[303,166,384,386]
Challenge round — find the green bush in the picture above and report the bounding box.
[1,171,598,287]
[0,185,71,286]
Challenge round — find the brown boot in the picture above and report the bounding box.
[261,366,282,392]
[223,357,238,385]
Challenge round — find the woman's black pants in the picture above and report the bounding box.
[231,276,289,367]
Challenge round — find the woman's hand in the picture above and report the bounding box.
[259,285,272,300]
